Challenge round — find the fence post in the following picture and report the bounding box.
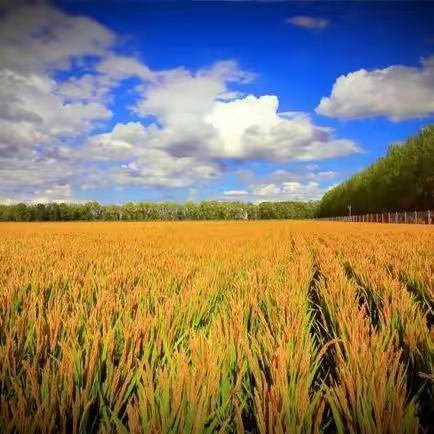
[428,210,432,225]
[381,213,384,223]
[395,211,398,223]
[404,211,407,223]
[415,210,417,224]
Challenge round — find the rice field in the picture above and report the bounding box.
[0,221,432,433]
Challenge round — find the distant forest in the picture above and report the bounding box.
[0,200,317,222]
[317,125,434,217]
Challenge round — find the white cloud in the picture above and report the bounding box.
[0,69,112,154]
[0,3,358,202]
[0,4,132,201]
[82,121,221,189]
[82,149,220,190]
[316,56,434,120]
[207,95,359,161]
[221,180,327,203]
[107,86,359,167]
[83,98,357,190]
[305,170,337,180]
[0,4,115,74]
[286,16,329,30]
[304,164,319,171]
[223,190,249,196]
[0,151,76,203]
[97,55,154,81]
[0,3,117,165]
[82,83,357,189]
[134,60,254,123]
[0,186,75,204]
[253,183,281,196]
[219,165,339,203]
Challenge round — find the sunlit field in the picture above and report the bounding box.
[0,221,432,433]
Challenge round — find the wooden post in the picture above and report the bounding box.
[415,210,417,224]
[388,212,390,223]
[404,211,407,223]
[428,210,432,225]
[381,213,384,223]
[395,211,398,223]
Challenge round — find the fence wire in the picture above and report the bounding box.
[318,210,432,224]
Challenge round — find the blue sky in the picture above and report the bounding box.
[1,1,433,204]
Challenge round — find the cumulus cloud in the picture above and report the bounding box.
[82,150,221,190]
[223,190,249,196]
[0,2,358,202]
[0,152,75,203]
[222,181,328,203]
[0,4,117,151]
[316,56,434,120]
[134,61,254,123]
[97,55,154,81]
[0,3,120,201]
[0,4,115,74]
[221,166,338,203]
[207,95,359,160]
[286,16,329,30]
[83,95,357,190]
[305,170,337,180]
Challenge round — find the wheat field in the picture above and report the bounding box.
[0,221,432,433]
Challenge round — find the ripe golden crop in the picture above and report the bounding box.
[0,221,432,433]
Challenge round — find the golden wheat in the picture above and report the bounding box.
[0,221,432,433]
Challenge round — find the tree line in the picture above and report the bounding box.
[316,125,434,217]
[0,200,317,222]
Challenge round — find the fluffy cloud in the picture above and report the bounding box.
[82,150,220,190]
[223,190,249,196]
[131,63,358,163]
[0,65,112,164]
[0,3,120,201]
[316,56,434,120]
[83,96,357,190]
[0,4,117,152]
[207,95,359,160]
[0,151,75,203]
[0,4,115,74]
[222,166,338,202]
[134,61,254,124]
[223,181,328,203]
[82,77,358,189]
[0,2,358,202]
[286,16,329,30]
[97,55,154,81]
[305,170,337,180]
